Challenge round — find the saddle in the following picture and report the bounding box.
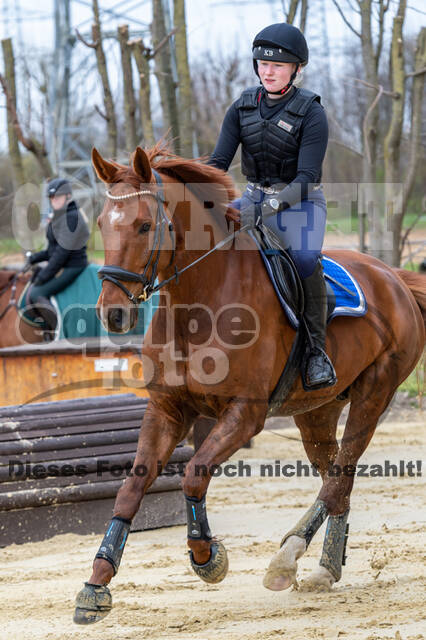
[250,226,367,415]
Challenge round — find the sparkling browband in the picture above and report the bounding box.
[106,189,154,201]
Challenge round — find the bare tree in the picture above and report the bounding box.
[76,0,117,158]
[130,38,155,149]
[118,24,138,151]
[384,8,426,265]
[173,0,193,158]
[0,47,53,180]
[152,0,180,151]
[1,38,26,187]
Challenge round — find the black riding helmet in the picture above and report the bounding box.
[252,23,308,94]
[46,178,72,198]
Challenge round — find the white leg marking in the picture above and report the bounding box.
[263,535,307,591]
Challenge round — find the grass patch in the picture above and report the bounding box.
[0,238,22,256]
[398,361,425,408]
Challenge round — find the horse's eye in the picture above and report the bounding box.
[139,222,151,234]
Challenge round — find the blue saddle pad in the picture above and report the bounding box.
[255,240,367,328]
[322,255,367,321]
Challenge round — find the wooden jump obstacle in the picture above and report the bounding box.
[0,336,151,406]
[0,393,193,546]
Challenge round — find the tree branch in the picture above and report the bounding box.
[399,210,424,254]
[75,28,98,49]
[405,66,426,78]
[331,0,362,38]
[350,76,400,98]
[329,138,364,158]
[151,27,177,59]
[364,84,384,165]
[95,104,108,120]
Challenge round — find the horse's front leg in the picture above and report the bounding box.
[182,400,267,584]
[73,401,188,625]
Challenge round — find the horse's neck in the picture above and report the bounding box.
[0,271,28,308]
[164,194,228,294]
[0,270,15,291]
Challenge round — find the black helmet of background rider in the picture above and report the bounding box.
[252,23,309,95]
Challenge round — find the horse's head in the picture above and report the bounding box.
[93,146,173,333]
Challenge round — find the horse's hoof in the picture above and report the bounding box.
[263,536,306,592]
[299,566,335,592]
[263,565,296,591]
[73,582,112,625]
[189,541,229,584]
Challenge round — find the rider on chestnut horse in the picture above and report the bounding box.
[208,23,335,390]
[27,178,89,337]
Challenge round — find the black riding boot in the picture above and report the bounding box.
[34,296,58,340]
[301,261,337,390]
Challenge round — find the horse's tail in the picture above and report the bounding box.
[394,269,426,326]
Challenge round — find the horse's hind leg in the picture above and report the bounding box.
[295,399,349,592]
[263,399,344,591]
[265,355,401,593]
[73,401,188,624]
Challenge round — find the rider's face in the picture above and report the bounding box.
[49,194,69,210]
[257,60,298,95]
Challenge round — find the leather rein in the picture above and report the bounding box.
[98,169,247,304]
[0,265,30,320]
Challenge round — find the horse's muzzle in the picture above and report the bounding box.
[98,305,137,333]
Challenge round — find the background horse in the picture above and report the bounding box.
[74,144,425,623]
[0,268,43,347]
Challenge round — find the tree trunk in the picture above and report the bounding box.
[173,0,193,158]
[383,0,406,266]
[0,74,53,179]
[300,0,308,33]
[287,0,300,23]
[1,38,25,187]
[152,0,180,152]
[391,25,425,266]
[92,0,117,158]
[130,39,155,149]
[359,0,383,258]
[117,24,137,151]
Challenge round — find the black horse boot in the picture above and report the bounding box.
[301,261,337,391]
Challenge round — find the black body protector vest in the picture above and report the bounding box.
[235,86,321,186]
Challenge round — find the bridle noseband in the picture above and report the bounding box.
[98,169,176,303]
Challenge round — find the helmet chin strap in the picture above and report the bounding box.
[262,66,299,96]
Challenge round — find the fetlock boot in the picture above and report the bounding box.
[301,261,337,390]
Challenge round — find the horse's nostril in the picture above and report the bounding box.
[108,308,123,329]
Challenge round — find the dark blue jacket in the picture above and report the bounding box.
[31,201,89,283]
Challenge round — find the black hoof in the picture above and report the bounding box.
[189,541,229,584]
[73,582,112,625]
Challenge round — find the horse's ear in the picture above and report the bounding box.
[132,147,152,183]
[91,147,118,183]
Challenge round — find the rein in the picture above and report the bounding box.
[0,265,30,320]
[98,170,248,304]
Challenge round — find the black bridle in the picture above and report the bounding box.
[0,263,31,320]
[98,169,248,305]
[98,169,176,303]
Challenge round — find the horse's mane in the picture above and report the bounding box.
[113,141,239,221]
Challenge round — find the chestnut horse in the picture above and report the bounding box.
[0,268,43,347]
[74,144,425,623]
